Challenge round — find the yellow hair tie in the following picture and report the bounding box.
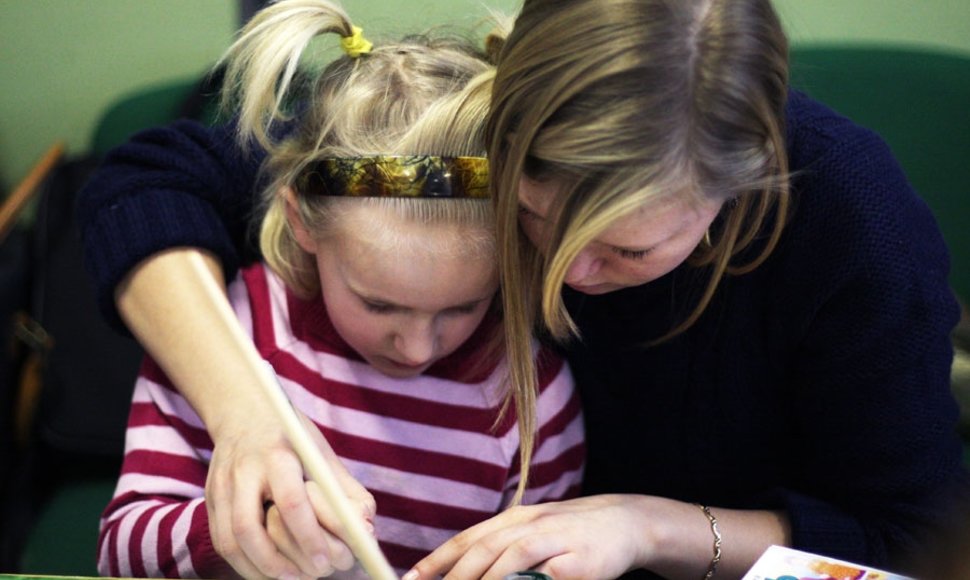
[341,25,372,58]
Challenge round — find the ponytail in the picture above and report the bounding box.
[218,0,361,151]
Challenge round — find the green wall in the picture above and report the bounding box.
[2,0,970,195]
[0,1,235,194]
[774,0,970,50]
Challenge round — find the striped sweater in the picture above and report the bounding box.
[97,263,585,578]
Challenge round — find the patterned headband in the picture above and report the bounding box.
[296,156,490,199]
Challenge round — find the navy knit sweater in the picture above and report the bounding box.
[77,91,969,576]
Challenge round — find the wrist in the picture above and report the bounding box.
[200,378,274,442]
[624,497,727,580]
[624,496,690,572]
[695,505,722,580]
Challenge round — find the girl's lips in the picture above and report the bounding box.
[384,357,430,371]
[392,361,425,369]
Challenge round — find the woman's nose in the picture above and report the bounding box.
[563,248,603,285]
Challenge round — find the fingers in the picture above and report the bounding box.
[266,503,337,577]
[207,494,266,579]
[269,464,354,575]
[296,412,377,570]
[299,412,378,525]
[249,410,375,576]
[409,508,530,579]
[538,553,586,580]
[409,504,596,580]
[478,533,563,580]
[304,482,358,571]
[414,496,658,580]
[205,408,377,578]
[443,525,554,580]
[207,454,298,579]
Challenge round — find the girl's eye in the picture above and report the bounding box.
[363,301,395,314]
[445,303,479,316]
[612,247,651,260]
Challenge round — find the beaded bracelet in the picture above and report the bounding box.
[696,504,723,580]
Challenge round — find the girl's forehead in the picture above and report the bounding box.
[331,224,499,309]
[336,208,493,257]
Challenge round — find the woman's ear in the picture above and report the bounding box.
[283,187,318,254]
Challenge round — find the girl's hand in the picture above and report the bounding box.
[206,408,375,579]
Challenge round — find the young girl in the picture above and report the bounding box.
[94,2,583,578]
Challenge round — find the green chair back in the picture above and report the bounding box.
[790,45,970,306]
[90,74,221,157]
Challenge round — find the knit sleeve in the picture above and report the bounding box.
[76,119,265,333]
[97,357,231,578]
[778,112,968,568]
[521,347,586,504]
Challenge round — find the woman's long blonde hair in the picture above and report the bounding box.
[489,0,791,405]
[217,0,544,504]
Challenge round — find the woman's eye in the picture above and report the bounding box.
[612,247,651,260]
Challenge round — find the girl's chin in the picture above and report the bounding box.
[371,357,433,378]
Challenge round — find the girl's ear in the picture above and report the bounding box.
[283,187,318,254]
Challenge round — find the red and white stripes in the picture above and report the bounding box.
[98,264,584,578]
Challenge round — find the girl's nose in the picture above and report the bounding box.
[394,320,436,365]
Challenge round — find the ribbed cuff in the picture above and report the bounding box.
[781,489,872,564]
[80,188,241,334]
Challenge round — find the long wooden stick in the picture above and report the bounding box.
[258,361,398,579]
[0,141,65,244]
[188,253,398,579]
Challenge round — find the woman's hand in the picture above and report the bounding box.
[407,495,790,580]
[207,408,376,579]
[115,249,376,578]
[406,495,660,580]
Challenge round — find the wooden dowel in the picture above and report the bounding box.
[0,141,66,244]
[258,361,398,580]
[187,253,398,579]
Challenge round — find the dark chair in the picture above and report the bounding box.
[3,75,213,576]
[789,44,970,463]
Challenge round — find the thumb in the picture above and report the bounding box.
[297,412,378,524]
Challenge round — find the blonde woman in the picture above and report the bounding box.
[81,0,967,578]
[94,1,583,578]
[410,1,968,578]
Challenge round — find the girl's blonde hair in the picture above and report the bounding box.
[488,0,791,407]
[217,0,540,504]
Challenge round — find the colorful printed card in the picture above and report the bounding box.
[742,545,914,580]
